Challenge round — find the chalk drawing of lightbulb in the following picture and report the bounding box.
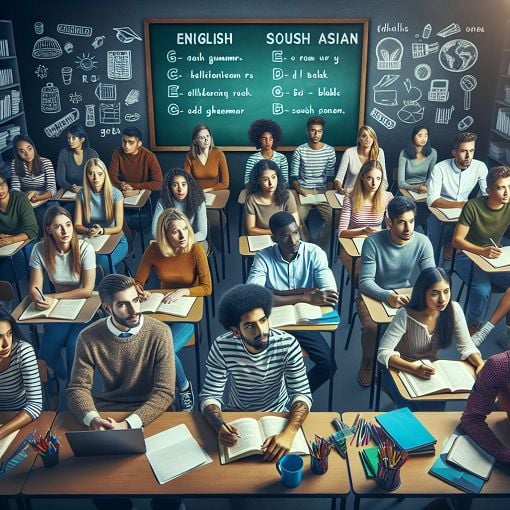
[376,38,404,70]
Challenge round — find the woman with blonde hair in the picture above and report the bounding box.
[135,208,212,412]
[28,206,96,381]
[74,157,128,275]
[334,125,387,193]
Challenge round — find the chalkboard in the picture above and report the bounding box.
[144,19,368,151]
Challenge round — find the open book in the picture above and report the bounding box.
[19,298,86,321]
[145,424,212,484]
[446,434,495,480]
[482,245,510,268]
[61,190,77,200]
[381,288,412,317]
[352,237,365,255]
[0,240,25,257]
[269,303,323,328]
[124,190,143,206]
[300,193,327,205]
[398,360,475,397]
[407,189,427,201]
[247,235,273,252]
[437,207,463,220]
[140,293,196,317]
[80,234,109,252]
[219,416,308,464]
[0,429,19,460]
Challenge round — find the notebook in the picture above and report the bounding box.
[482,245,510,268]
[353,237,365,255]
[437,207,463,220]
[247,235,273,252]
[66,428,146,456]
[300,193,327,205]
[123,190,143,206]
[446,434,495,480]
[381,288,412,317]
[0,240,25,257]
[407,189,427,201]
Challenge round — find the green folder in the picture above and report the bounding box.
[359,447,379,478]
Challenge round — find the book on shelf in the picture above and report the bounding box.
[446,434,495,480]
[375,407,436,454]
[0,429,19,460]
[247,235,273,252]
[145,423,212,484]
[140,293,196,317]
[481,245,510,268]
[123,190,143,206]
[270,302,327,328]
[407,189,427,201]
[19,298,86,321]
[428,434,486,493]
[0,240,25,257]
[381,288,412,317]
[436,207,463,220]
[218,416,308,464]
[398,360,475,397]
[299,193,327,205]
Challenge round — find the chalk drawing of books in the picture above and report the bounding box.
[107,50,132,80]
[99,103,121,124]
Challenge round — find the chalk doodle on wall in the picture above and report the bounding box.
[113,27,142,44]
[437,23,461,38]
[125,113,141,122]
[75,52,98,72]
[458,115,474,131]
[85,104,95,127]
[41,83,61,114]
[92,36,105,49]
[460,74,477,110]
[57,24,93,37]
[99,103,121,124]
[412,42,439,58]
[34,65,48,79]
[95,83,117,101]
[435,105,455,124]
[69,92,82,104]
[124,89,140,106]
[34,22,44,35]
[422,24,432,39]
[403,78,422,104]
[64,41,74,54]
[439,39,478,72]
[428,79,449,102]
[370,107,396,129]
[373,75,399,106]
[33,37,62,59]
[398,103,425,124]
[107,50,132,80]
[414,63,431,81]
[376,38,403,70]
[61,66,73,85]
[44,108,80,138]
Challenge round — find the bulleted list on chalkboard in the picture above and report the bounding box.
[146,21,367,149]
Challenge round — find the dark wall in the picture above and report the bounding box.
[3,0,508,195]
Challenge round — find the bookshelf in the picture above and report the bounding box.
[488,20,510,166]
[0,20,26,178]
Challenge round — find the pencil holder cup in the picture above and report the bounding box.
[41,449,59,468]
[276,454,303,488]
[310,452,330,475]
[375,463,401,491]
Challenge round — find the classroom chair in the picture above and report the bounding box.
[0,280,14,312]
[37,358,59,411]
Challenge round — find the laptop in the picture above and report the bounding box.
[65,428,146,456]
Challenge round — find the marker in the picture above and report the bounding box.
[35,287,45,302]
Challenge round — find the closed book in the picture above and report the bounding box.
[446,434,495,480]
[359,446,378,478]
[375,407,436,453]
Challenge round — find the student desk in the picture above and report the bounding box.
[238,235,274,282]
[428,206,460,263]
[274,306,339,412]
[237,188,248,237]
[12,294,101,351]
[123,189,151,252]
[0,411,55,510]
[22,411,349,510]
[343,411,510,510]
[144,293,205,392]
[84,231,123,274]
[0,239,31,300]
[325,190,343,264]
[359,291,412,409]
[206,190,231,279]
[400,188,427,203]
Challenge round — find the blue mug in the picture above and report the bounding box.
[276,454,303,488]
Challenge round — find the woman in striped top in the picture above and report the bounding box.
[338,160,393,280]
[0,308,42,439]
[377,267,484,409]
[11,134,56,203]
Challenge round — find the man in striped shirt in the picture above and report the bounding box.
[291,116,336,250]
[200,284,311,462]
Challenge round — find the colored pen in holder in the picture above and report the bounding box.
[375,440,408,491]
[310,435,331,475]
[28,430,60,468]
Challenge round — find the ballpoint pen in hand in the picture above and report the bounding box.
[34,287,46,302]
[222,421,242,439]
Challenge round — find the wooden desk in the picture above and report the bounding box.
[0,239,30,300]
[0,411,55,508]
[343,411,510,510]
[124,189,151,252]
[273,306,339,412]
[237,188,248,237]
[238,235,275,282]
[23,411,349,509]
[325,190,343,264]
[144,293,205,392]
[428,207,460,263]
[400,188,427,203]
[206,190,231,279]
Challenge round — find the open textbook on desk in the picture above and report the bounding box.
[270,303,339,328]
[398,360,475,397]
[19,298,86,321]
[219,416,308,464]
[140,293,196,317]
[482,245,510,268]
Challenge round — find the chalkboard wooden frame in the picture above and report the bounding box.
[144,18,369,152]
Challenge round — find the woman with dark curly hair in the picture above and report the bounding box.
[151,168,207,241]
[244,119,289,186]
[245,160,301,236]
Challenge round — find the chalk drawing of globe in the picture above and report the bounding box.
[439,39,478,72]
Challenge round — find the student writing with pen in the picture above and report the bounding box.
[199,284,311,461]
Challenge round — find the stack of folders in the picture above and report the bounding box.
[428,433,495,493]
[375,407,436,455]
[359,446,378,478]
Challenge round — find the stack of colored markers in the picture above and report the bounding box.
[351,414,386,447]
[310,435,331,474]
[376,440,409,491]
[27,431,60,457]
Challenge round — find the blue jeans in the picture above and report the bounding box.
[97,234,128,275]
[171,323,194,389]
[426,214,455,264]
[39,323,86,381]
[455,252,510,326]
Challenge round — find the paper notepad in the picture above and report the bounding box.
[381,288,412,317]
[352,237,365,255]
[19,298,86,321]
[145,424,212,484]
[335,193,345,207]
[446,434,495,480]
[204,193,215,206]
[300,193,327,205]
[0,240,25,257]
[140,294,196,317]
[123,190,143,206]
[247,235,273,252]
[61,190,77,199]
[482,245,510,268]
[0,429,19,460]
[80,235,109,252]
[407,189,427,201]
[437,207,463,220]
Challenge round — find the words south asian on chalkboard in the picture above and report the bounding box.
[144,20,368,151]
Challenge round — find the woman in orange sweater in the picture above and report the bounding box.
[135,209,212,412]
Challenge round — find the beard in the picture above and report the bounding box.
[240,332,270,353]
[111,310,141,330]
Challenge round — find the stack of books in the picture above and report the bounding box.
[0,39,9,57]
[0,68,13,87]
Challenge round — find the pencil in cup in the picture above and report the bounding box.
[375,441,408,491]
[310,435,331,475]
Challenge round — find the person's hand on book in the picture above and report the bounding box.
[134,284,150,302]
[218,423,239,447]
[413,360,436,379]
[416,184,427,193]
[387,293,409,309]
[309,289,339,307]
[261,430,294,462]
[0,234,15,247]
[163,288,190,304]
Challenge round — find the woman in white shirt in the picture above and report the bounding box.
[334,125,387,193]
